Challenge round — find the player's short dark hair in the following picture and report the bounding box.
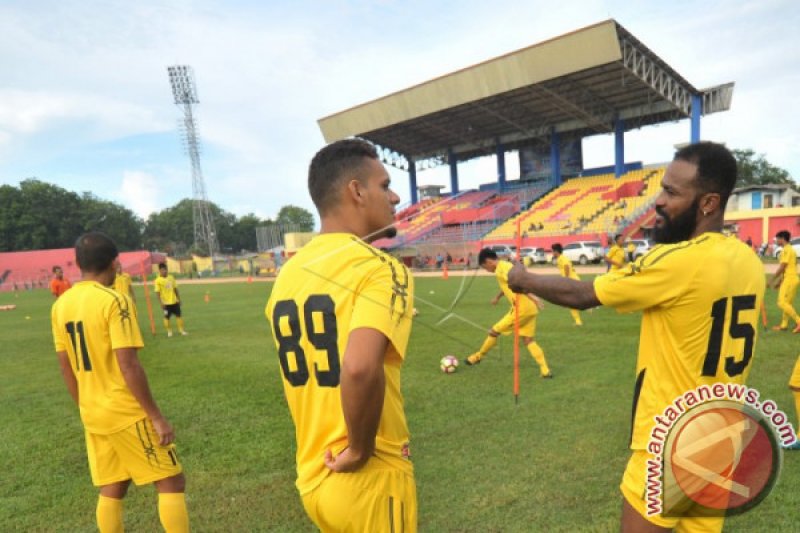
[614,234,623,242]
[673,142,738,209]
[308,138,378,215]
[52,265,61,273]
[776,230,791,242]
[478,248,498,265]
[551,243,563,253]
[75,232,118,274]
[158,262,167,270]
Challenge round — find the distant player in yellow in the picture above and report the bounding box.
[507,142,764,532]
[51,232,188,533]
[625,239,636,263]
[265,139,417,532]
[770,230,800,332]
[604,233,625,272]
[154,263,187,337]
[113,263,136,305]
[551,243,582,326]
[464,248,551,378]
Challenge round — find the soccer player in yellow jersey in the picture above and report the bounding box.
[266,139,416,532]
[507,142,765,532]
[51,232,188,533]
[154,263,187,337]
[604,233,625,272]
[551,243,582,326]
[463,249,551,377]
[113,263,136,305]
[769,230,800,332]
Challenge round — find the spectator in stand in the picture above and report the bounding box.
[50,266,72,299]
[436,253,444,268]
[446,252,453,264]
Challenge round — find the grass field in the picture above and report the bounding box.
[2,271,800,532]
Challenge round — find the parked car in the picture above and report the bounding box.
[773,237,800,258]
[521,247,548,265]
[562,241,604,265]
[629,238,654,260]
[485,244,518,259]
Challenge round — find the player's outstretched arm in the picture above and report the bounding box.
[325,327,387,474]
[56,351,79,405]
[116,348,174,445]
[771,263,786,289]
[507,261,600,310]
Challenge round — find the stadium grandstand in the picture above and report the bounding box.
[317,19,736,260]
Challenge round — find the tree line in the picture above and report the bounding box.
[0,179,315,254]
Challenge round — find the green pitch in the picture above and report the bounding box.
[2,275,798,531]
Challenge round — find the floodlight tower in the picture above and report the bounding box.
[167,65,219,259]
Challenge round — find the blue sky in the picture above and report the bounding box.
[0,0,798,223]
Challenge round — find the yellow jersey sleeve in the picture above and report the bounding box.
[349,259,414,358]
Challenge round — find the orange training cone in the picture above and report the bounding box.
[442,262,449,280]
[204,291,210,303]
[247,275,253,283]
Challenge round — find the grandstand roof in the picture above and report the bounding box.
[318,19,734,169]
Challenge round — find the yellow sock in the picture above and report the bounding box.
[158,493,189,533]
[570,309,582,326]
[96,495,123,533]
[478,335,498,356]
[526,341,550,376]
[163,319,172,333]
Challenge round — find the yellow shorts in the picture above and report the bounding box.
[301,464,416,533]
[789,356,800,388]
[621,451,724,532]
[492,311,536,338]
[85,418,183,487]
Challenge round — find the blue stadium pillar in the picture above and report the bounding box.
[408,159,418,205]
[690,94,702,144]
[496,140,506,191]
[614,116,625,178]
[448,148,459,195]
[550,128,562,186]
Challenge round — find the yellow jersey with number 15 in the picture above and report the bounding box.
[51,281,146,435]
[265,233,415,495]
[594,233,765,451]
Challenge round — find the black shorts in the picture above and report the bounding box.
[163,303,182,318]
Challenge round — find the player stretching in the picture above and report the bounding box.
[155,263,187,337]
[51,232,188,532]
[266,139,417,532]
[769,230,800,332]
[604,234,625,272]
[551,243,582,326]
[464,249,552,378]
[507,142,764,532]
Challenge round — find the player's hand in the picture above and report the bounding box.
[324,447,368,473]
[490,296,500,306]
[151,416,175,446]
[507,260,529,293]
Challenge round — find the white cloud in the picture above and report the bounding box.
[118,170,160,218]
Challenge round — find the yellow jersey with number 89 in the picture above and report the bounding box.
[266,233,415,494]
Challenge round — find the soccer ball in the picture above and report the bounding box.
[440,355,459,374]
